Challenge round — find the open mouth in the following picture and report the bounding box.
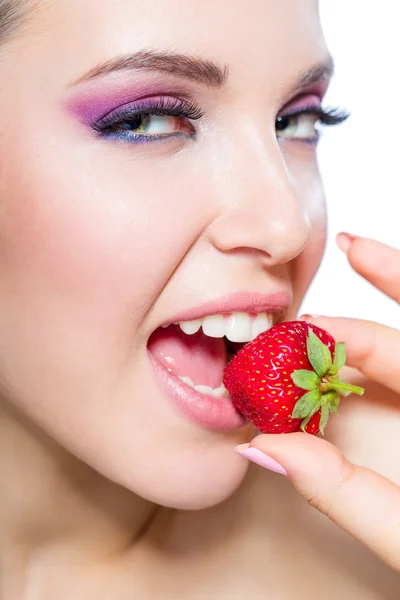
[148,313,273,396]
[147,311,276,430]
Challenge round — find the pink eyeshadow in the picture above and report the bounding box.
[64,78,192,124]
[281,93,322,114]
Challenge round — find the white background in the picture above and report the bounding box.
[302,1,399,328]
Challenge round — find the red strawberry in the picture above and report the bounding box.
[223,321,364,435]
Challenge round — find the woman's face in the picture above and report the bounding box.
[0,0,331,508]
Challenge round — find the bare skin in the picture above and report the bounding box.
[0,1,399,598]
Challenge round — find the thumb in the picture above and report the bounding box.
[237,433,351,505]
[236,433,400,570]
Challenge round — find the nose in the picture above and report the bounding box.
[206,137,312,266]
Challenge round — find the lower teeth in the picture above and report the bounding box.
[178,376,229,398]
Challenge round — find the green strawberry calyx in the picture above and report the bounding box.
[291,329,364,435]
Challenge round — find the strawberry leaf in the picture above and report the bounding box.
[307,329,332,377]
[328,393,340,413]
[291,370,320,390]
[322,391,338,410]
[292,389,321,419]
[333,342,346,371]
[319,403,331,435]
[300,405,320,432]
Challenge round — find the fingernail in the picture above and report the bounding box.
[235,444,287,476]
[336,232,356,254]
[299,314,321,320]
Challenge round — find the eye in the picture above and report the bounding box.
[276,113,320,141]
[275,107,349,143]
[92,96,204,143]
[114,113,190,137]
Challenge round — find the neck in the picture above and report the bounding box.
[0,398,154,596]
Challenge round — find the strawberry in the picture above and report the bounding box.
[223,321,364,435]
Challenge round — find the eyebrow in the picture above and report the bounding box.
[72,50,229,88]
[295,56,335,91]
[71,49,334,95]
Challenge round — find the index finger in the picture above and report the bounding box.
[300,316,400,395]
[337,234,400,303]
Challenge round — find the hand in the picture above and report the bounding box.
[236,234,400,572]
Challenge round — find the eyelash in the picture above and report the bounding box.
[283,106,349,126]
[92,98,349,144]
[92,96,204,141]
[276,105,349,143]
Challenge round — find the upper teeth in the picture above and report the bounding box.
[179,311,273,343]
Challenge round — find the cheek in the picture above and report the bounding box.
[0,123,217,429]
[285,147,327,312]
[0,126,208,337]
[298,182,327,304]
[0,126,215,459]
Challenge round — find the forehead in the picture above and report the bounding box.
[24,0,327,87]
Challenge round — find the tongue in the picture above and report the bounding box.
[148,325,227,388]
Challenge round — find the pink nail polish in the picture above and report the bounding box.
[235,445,287,476]
[336,232,356,254]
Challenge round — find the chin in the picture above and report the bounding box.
[107,422,253,511]
[139,451,250,511]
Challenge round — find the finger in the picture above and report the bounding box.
[337,233,400,303]
[238,433,400,571]
[299,315,400,395]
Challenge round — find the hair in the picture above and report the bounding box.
[0,1,22,40]
[0,0,38,43]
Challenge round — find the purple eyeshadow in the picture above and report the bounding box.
[280,94,321,116]
[65,80,192,124]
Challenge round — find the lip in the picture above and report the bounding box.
[161,290,292,327]
[148,353,247,431]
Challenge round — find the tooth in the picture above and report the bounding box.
[179,319,202,335]
[194,384,214,395]
[202,314,226,338]
[251,312,271,340]
[212,385,229,398]
[178,375,195,387]
[226,312,252,343]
